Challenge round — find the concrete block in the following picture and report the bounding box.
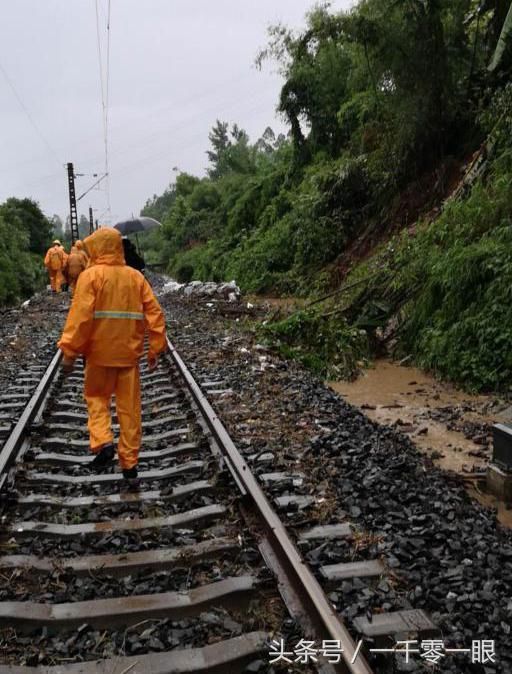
[487,462,512,502]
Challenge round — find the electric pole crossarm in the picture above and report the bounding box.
[77,173,108,202]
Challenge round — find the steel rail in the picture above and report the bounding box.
[0,350,62,494]
[166,336,374,674]
[0,338,375,673]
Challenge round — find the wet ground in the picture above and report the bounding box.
[329,360,496,473]
[2,281,511,671]
[159,289,512,672]
[329,360,512,527]
[0,291,65,389]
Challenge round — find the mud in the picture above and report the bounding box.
[329,359,512,527]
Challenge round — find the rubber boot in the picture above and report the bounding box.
[90,443,115,472]
[122,466,140,492]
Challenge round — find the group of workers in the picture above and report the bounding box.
[44,239,88,294]
[44,236,145,295]
[44,228,165,490]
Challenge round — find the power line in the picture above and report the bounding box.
[77,84,274,171]
[104,0,112,222]
[94,0,105,111]
[76,173,108,202]
[0,59,62,167]
[112,95,275,180]
[17,67,253,167]
[94,0,112,224]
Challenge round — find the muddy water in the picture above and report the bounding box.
[328,360,512,527]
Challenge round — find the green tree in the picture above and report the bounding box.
[142,184,177,221]
[206,120,256,178]
[0,198,52,255]
[0,198,48,305]
[206,120,230,177]
[78,214,90,240]
[50,214,64,240]
[142,0,508,302]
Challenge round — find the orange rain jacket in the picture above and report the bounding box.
[58,228,166,366]
[66,241,88,279]
[75,239,88,258]
[44,244,67,271]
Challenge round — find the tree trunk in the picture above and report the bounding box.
[489,1,512,71]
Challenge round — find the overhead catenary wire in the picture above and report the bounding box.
[0,59,62,167]
[0,65,276,179]
[113,95,275,180]
[104,0,112,221]
[0,84,274,198]
[94,0,112,224]
[77,81,274,170]
[94,0,106,124]
[77,173,108,202]
[8,67,255,172]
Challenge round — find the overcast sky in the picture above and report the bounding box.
[0,0,353,225]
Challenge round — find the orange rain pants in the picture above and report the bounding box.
[84,362,141,470]
[49,269,65,293]
[68,274,79,295]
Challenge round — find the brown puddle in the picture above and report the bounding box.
[328,359,512,527]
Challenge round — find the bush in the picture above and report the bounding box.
[224,215,296,293]
[0,212,46,306]
[175,264,195,283]
[338,146,512,391]
[398,157,512,391]
[263,307,369,379]
[168,243,219,282]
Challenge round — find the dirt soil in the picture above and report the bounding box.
[329,360,512,526]
[329,360,495,473]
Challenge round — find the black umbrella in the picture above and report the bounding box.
[114,217,161,235]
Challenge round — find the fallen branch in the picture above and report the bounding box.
[305,272,380,309]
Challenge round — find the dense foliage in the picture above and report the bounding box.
[0,198,52,305]
[143,0,504,289]
[336,90,512,390]
[263,308,369,379]
[140,0,512,389]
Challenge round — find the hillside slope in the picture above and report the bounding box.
[140,1,512,392]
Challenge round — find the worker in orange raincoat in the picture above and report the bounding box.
[44,240,67,293]
[66,240,88,294]
[57,227,167,488]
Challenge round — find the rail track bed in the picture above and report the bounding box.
[155,292,512,674]
[0,356,286,671]
[0,294,65,447]
[0,325,390,674]
[0,287,509,673]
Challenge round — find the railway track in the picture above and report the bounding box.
[0,326,435,673]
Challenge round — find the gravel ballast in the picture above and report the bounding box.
[160,291,509,673]
[1,282,508,672]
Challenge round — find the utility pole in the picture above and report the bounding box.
[89,207,94,235]
[67,163,79,246]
